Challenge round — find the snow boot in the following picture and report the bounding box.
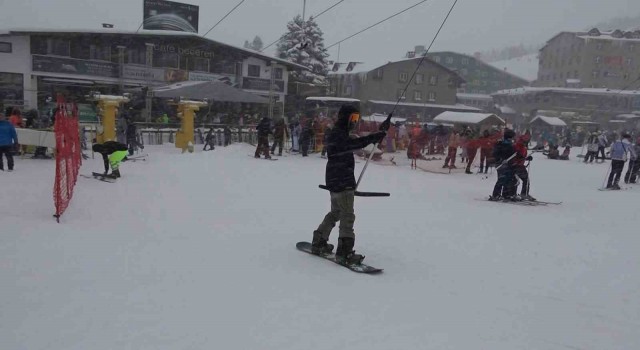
[111,169,121,178]
[311,231,334,254]
[465,169,473,174]
[335,237,364,264]
[488,195,502,201]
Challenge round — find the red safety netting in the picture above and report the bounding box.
[53,96,82,222]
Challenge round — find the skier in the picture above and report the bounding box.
[299,119,314,157]
[270,118,288,156]
[125,115,144,155]
[92,141,129,178]
[512,133,535,200]
[223,126,232,146]
[596,131,608,162]
[442,129,460,168]
[465,127,479,174]
[606,133,635,190]
[624,137,640,184]
[478,130,493,174]
[311,105,386,263]
[203,127,216,151]
[0,113,18,171]
[254,116,272,159]
[489,129,517,201]
[321,123,332,158]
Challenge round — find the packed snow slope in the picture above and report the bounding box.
[1,144,639,350]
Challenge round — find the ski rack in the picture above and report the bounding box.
[318,185,390,197]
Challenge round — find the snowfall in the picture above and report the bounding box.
[1,143,638,350]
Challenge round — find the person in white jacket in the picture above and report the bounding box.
[606,133,635,189]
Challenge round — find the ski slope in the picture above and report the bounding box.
[1,144,639,350]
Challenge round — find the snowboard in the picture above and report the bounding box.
[296,242,383,274]
[248,155,278,161]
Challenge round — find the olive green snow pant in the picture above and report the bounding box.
[316,190,355,240]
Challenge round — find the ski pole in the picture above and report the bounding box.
[355,113,392,190]
[526,161,532,197]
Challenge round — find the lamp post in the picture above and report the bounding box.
[145,43,154,123]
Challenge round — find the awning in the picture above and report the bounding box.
[154,81,269,104]
[433,111,505,125]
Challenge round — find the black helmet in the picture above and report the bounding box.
[503,129,516,139]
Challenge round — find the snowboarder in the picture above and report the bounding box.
[270,118,288,156]
[583,132,599,163]
[0,113,18,171]
[606,133,635,190]
[512,133,535,200]
[489,129,517,201]
[311,105,386,263]
[92,141,129,178]
[203,127,216,151]
[254,116,272,159]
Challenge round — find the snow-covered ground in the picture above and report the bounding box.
[1,144,639,350]
[488,53,539,82]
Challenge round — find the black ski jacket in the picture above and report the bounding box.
[325,115,383,192]
[256,118,272,137]
[492,139,515,168]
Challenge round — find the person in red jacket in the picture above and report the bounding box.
[511,133,535,200]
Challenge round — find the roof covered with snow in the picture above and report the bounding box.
[615,113,640,120]
[530,115,567,127]
[492,86,640,97]
[328,56,465,82]
[486,54,539,81]
[362,113,406,123]
[305,97,360,103]
[433,111,505,125]
[368,100,480,112]
[456,93,493,100]
[1,28,309,71]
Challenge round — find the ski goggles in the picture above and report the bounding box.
[349,113,361,123]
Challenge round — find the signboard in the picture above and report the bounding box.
[189,72,235,85]
[165,68,189,83]
[123,65,165,81]
[242,77,285,92]
[604,56,623,66]
[32,55,118,78]
[143,0,199,33]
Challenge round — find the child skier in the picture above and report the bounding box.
[489,129,517,201]
[311,105,386,263]
[92,141,129,178]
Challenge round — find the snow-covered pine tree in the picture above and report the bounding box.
[251,36,264,51]
[276,15,329,85]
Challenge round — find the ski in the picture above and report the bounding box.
[475,198,548,206]
[296,242,383,274]
[80,174,115,183]
[598,187,631,191]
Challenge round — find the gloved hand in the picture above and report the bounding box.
[379,113,392,132]
[370,131,386,144]
[525,155,533,161]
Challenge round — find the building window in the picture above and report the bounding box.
[596,42,604,50]
[413,90,422,101]
[428,91,436,101]
[594,56,601,64]
[154,52,180,68]
[626,58,633,65]
[127,48,146,65]
[399,72,408,82]
[461,58,469,65]
[374,68,383,79]
[433,56,441,63]
[397,89,405,99]
[190,57,210,72]
[0,42,12,53]
[343,85,352,96]
[446,57,454,64]
[274,68,283,80]
[574,70,579,78]
[248,64,261,77]
[415,73,423,85]
[592,70,599,78]
[89,44,111,61]
[429,75,438,85]
[628,44,635,52]
[47,38,70,56]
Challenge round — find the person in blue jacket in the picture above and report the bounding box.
[0,113,19,171]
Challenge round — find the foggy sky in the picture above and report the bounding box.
[1,0,638,64]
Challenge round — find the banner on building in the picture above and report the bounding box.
[32,55,118,78]
[143,0,199,33]
[188,72,235,85]
[242,77,285,92]
[604,56,623,66]
[123,65,166,81]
